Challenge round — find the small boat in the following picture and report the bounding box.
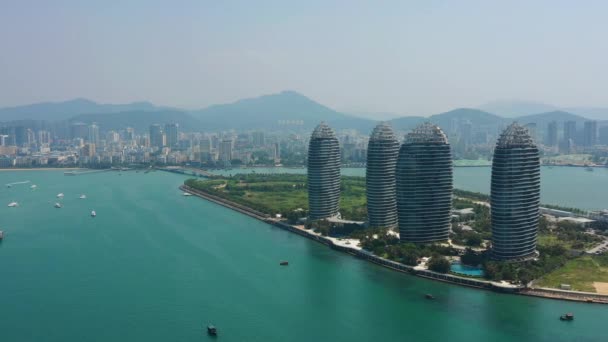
[183,192,192,196]
[54,202,62,208]
[6,184,11,188]
[7,202,18,207]
[30,184,37,189]
[280,261,289,266]
[207,325,217,336]
[425,294,435,300]
[560,313,574,321]
[91,210,96,217]
[0,230,4,240]
[57,193,64,198]
[79,194,87,199]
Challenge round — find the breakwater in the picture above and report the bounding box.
[180,184,608,304]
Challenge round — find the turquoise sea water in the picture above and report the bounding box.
[214,166,608,211]
[0,170,606,341]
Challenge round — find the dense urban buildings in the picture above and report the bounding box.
[583,120,598,147]
[307,122,341,221]
[164,123,179,148]
[546,120,558,148]
[396,123,453,243]
[149,124,164,149]
[490,123,541,261]
[365,123,399,228]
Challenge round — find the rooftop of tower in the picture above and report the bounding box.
[496,122,536,148]
[311,122,337,139]
[404,122,448,145]
[370,122,397,141]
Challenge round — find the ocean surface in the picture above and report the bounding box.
[0,170,606,342]
[214,166,608,211]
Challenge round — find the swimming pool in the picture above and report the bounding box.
[451,262,485,277]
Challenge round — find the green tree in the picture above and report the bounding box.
[427,255,451,273]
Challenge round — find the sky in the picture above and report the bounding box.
[1,0,608,117]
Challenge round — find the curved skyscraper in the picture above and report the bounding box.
[491,123,540,261]
[366,123,399,228]
[396,123,452,243]
[307,122,341,221]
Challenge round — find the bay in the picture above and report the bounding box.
[0,170,606,341]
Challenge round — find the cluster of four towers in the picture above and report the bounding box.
[307,122,540,261]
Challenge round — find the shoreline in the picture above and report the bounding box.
[0,167,85,172]
[180,184,608,304]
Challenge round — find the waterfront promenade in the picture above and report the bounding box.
[180,184,608,304]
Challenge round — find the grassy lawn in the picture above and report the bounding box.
[244,190,308,214]
[538,234,572,249]
[535,255,608,292]
[185,174,367,220]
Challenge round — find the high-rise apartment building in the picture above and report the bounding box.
[253,131,265,147]
[546,121,558,147]
[491,123,540,261]
[164,123,179,148]
[149,124,164,149]
[396,123,453,243]
[88,123,100,145]
[366,123,399,228]
[583,121,598,147]
[219,139,233,163]
[307,122,341,221]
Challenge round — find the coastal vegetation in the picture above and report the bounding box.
[534,255,608,292]
[184,173,367,221]
[185,173,608,290]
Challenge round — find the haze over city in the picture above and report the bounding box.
[2,0,608,117]
[2,2,608,342]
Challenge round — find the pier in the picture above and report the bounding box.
[160,167,217,178]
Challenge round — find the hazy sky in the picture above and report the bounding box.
[2,0,608,116]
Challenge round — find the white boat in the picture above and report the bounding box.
[183,192,193,196]
[7,202,18,207]
[30,184,37,189]
[79,194,87,199]
[91,210,96,217]
[57,193,64,198]
[54,202,62,208]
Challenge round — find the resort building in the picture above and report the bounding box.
[366,123,399,228]
[307,122,341,221]
[491,122,540,261]
[396,123,453,243]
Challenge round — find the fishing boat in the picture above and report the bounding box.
[560,313,574,321]
[54,202,62,208]
[207,325,217,336]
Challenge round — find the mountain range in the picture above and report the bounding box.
[0,92,604,134]
[478,100,608,121]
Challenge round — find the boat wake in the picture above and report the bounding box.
[6,180,31,187]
